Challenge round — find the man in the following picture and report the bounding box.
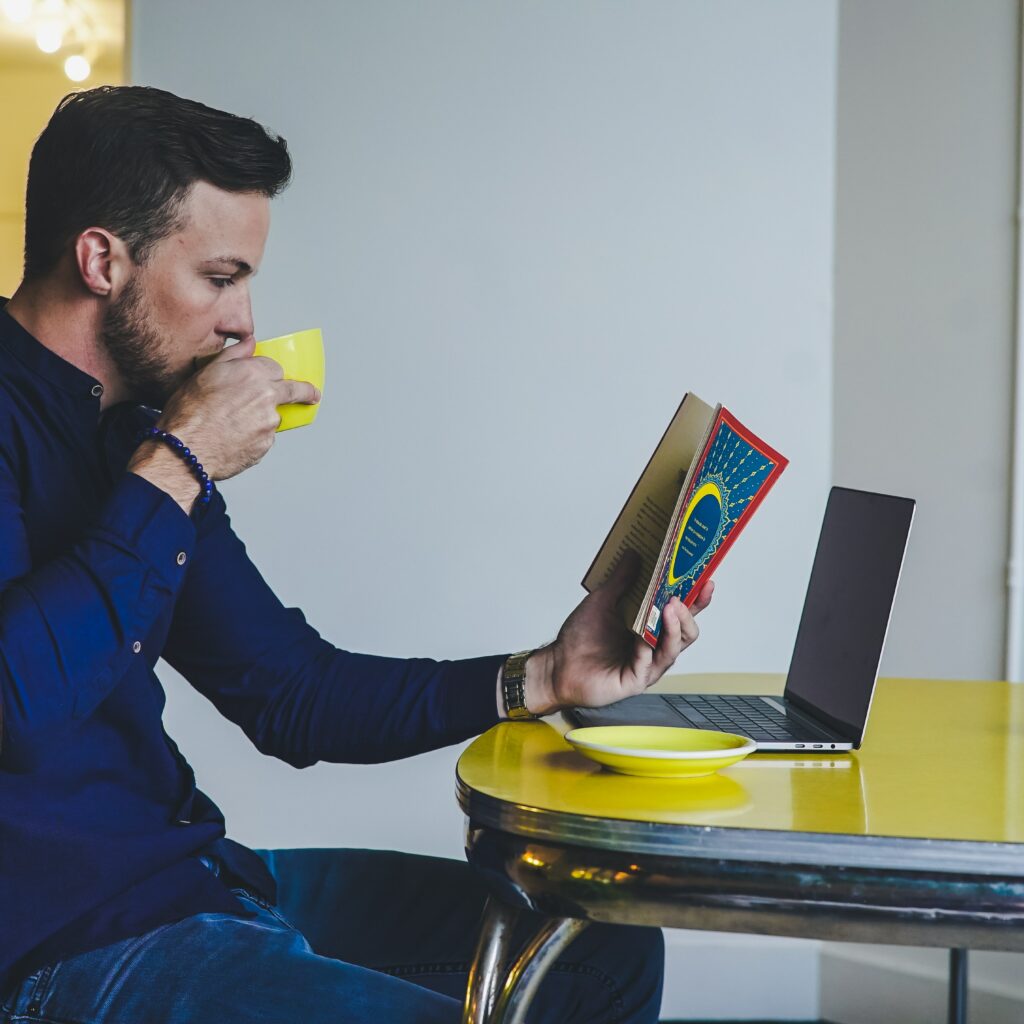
[0,86,713,1023]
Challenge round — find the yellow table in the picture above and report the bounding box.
[456,674,1024,1024]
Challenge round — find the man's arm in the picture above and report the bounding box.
[0,459,196,762]
[123,338,709,762]
[160,487,505,767]
[0,336,312,761]
[160,492,712,767]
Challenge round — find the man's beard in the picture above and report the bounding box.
[100,276,179,409]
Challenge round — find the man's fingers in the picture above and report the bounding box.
[218,335,256,361]
[650,598,684,677]
[691,579,715,615]
[650,597,700,679]
[678,601,700,646]
[628,633,655,688]
[274,378,321,406]
[253,355,284,380]
[600,550,641,605]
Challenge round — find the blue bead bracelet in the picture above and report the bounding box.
[136,426,214,508]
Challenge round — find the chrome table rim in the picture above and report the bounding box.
[457,775,1024,877]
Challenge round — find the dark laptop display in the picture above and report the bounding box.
[566,487,916,751]
[783,487,916,742]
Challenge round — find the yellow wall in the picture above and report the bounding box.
[0,49,124,296]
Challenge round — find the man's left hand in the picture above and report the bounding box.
[517,552,715,717]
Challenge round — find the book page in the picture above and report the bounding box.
[582,393,714,626]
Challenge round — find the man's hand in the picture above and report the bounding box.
[127,336,320,513]
[517,552,714,717]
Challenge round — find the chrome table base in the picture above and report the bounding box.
[461,898,589,1024]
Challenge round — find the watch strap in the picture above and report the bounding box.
[501,649,536,720]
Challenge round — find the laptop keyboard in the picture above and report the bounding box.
[663,694,806,741]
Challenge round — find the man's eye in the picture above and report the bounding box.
[210,277,235,289]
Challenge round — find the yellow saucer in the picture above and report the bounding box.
[564,725,756,779]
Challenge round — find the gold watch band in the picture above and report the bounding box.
[501,649,536,720]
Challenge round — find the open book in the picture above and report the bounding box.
[583,394,787,647]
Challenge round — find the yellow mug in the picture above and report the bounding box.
[252,327,325,432]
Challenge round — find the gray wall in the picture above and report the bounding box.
[833,0,1018,682]
[134,0,836,862]
[133,2,836,1016]
[827,0,1022,1014]
[130,0,1024,1015]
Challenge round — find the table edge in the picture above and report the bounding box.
[456,775,1024,877]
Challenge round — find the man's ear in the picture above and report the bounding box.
[74,228,129,297]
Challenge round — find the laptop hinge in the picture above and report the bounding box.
[781,689,861,743]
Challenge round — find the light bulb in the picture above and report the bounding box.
[64,54,90,82]
[36,23,63,53]
[1,0,33,23]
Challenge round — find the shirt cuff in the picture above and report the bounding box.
[443,653,509,739]
[100,472,197,587]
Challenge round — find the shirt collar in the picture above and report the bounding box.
[0,297,107,402]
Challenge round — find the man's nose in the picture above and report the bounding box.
[220,286,255,341]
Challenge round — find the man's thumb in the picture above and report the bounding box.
[601,550,641,604]
[218,335,257,361]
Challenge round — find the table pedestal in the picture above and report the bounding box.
[461,897,588,1024]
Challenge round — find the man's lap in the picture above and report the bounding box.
[2,889,460,1024]
[259,848,663,1017]
[1,848,663,1024]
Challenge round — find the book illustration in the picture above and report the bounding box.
[642,408,786,646]
[583,393,787,650]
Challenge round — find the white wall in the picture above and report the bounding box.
[134,1,836,1017]
[828,0,1022,1017]
[833,0,1018,682]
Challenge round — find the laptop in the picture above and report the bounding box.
[565,486,916,751]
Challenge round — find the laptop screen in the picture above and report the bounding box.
[783,487,915,742]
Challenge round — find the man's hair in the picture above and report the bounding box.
[23,85,292,280]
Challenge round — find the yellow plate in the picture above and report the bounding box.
[564,725,756,779]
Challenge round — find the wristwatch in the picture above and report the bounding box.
[501,649,536,720]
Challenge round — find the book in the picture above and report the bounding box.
[583,394,788,648]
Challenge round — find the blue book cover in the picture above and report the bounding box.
[640,406,787,647]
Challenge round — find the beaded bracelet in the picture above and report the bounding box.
[136,426,214,509]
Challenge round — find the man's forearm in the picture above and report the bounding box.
[128,443,202,516]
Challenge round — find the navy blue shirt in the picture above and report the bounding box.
[0,301,504,989]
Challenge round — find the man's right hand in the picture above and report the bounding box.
[127,336,321,513]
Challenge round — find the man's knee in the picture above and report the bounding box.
[600,924,664,996]
[551,923,664,1023]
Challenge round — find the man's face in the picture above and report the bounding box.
[101,180,270,407]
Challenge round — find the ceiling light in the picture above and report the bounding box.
[1,0,33,24]
[64,54,90,81]
[36,23,63,52]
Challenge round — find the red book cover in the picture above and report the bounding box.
[640,407,787,647]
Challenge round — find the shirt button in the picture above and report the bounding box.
[90,383,104,398]
[176,551,187,566]
[132,641,142,654]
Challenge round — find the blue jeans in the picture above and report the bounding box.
[1,849,664,1023]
